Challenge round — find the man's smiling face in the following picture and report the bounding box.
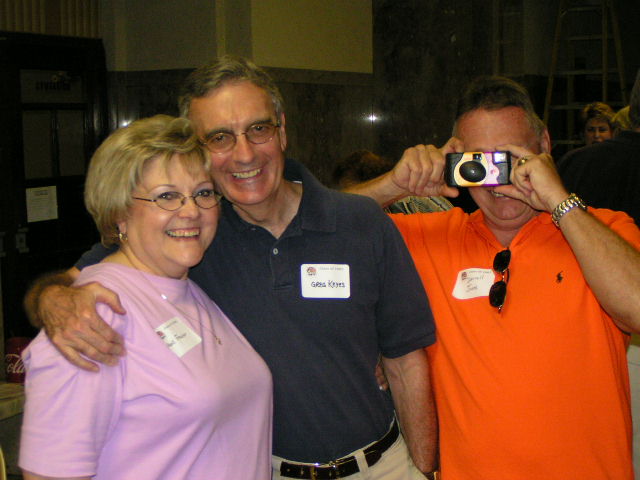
[188,81,287,211]
[456,106,546,235]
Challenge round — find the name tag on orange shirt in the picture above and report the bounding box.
[452,268,494,300]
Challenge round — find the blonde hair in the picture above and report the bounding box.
[581,102,615,128]
[84,115,210,246]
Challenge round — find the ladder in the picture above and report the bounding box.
[543,0,627,152]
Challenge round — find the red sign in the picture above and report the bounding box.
[5,337,31,383]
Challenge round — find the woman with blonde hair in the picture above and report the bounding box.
[582,101,616,145]
[19,115,272,480]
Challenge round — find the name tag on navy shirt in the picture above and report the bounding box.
[300,264,350,298]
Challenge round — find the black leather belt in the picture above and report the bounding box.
[279,420,400,479]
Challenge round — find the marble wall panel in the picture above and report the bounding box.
[372,0,494,160]
[107,69,189,131]
[269,68,376,186]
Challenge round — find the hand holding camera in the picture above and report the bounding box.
[390,137,463,199]
[502,144,568,213]
[443,145,568,213]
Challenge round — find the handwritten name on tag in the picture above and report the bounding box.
[155,317,202,357]
[452,268,494,300]
[301,264,350,298]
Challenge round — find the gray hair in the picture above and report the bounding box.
[178,55,285,119]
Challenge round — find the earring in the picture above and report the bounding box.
[118,231,128,243]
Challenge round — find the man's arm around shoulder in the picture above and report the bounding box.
[24,268,78,327]
[23,267,126,371]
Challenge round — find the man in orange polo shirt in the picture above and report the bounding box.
[350,76,640,479]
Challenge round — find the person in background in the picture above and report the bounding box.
[581,101,616,145]
[23,57,437,480]
[19,115,273,480]
[614,105,632,133]
[558,72,640,225]
[333,149,453,213]
[348,76,640,479]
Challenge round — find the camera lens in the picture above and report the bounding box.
[459,161,486,182]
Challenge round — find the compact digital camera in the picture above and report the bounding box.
[444,151,512,187]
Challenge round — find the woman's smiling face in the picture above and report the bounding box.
[118,154,219,279]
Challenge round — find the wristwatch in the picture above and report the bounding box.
[424,471,439,480]
[551,193,587,227]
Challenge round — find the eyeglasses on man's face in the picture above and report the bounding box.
[132,188,222,211]
[200,122,281,154]
[489,249,511,312]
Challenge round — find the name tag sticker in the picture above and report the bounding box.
[301,264,350,299]
[452,268,495,300]
[155,317,202,358]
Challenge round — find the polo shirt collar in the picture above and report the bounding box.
[284,158,337,233]
[469,209,553,249]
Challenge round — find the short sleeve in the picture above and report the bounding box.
[19,309,124,477]
[375,212,436,358]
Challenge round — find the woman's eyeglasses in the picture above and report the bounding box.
[489,249,511,312]
[133,189,221,211]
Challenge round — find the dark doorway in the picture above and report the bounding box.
[0,32,108,341]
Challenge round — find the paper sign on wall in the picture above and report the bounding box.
[26,186,58,223]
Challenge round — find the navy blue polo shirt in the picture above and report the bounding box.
[76,158,435,463]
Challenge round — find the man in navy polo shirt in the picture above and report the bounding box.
[26,56,437,479]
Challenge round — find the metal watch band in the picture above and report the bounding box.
[551,193,587,227]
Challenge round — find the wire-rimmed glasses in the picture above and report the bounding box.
[200,122,281,154]
[132,189,221,211]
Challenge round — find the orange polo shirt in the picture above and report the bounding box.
[393,208,639,480]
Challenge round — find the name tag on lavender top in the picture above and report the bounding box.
[155,317,202,357]
[300,264,350,298]
[452,268,494,300]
